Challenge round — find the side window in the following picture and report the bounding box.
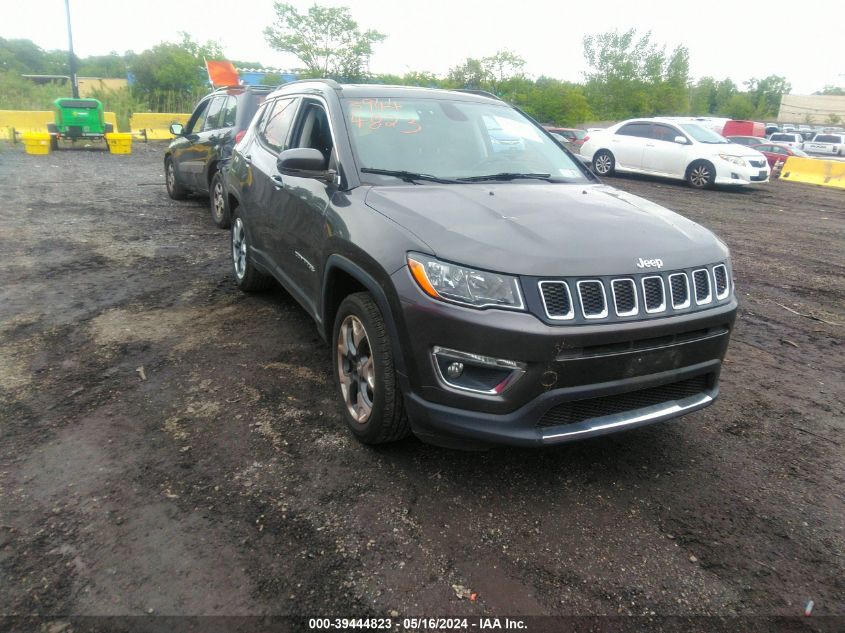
[617,123,650,138]
[203,96,226,131]
[186,99,210,134]
[292,102,334,162]
[258,98,298,152]
[221,96,237,128]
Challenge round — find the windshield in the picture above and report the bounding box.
[342,97,588,183]
[679,123,729,144]
[814,135,841,143]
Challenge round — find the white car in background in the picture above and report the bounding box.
[803,132,845,157]
[580,118,770,188]
[768,132,804,149]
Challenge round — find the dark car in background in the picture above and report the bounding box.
[224,80,737,449]
[164,85,273,228]
[726,135,767,147]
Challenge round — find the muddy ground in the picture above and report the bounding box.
[0,143,842,631]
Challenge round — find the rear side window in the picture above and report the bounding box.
[258,98,298,152]
[617,123,651,138]
[221,96,237,128]
[203,97,227,131]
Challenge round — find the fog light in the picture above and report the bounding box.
[447,362,464,378]
[432,346,526,395]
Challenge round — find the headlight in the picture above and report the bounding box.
[718,154,746,166]
[407,253,524,310]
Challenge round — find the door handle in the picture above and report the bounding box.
[271,174,283,189]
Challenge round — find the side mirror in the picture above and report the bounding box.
[277,148,331,179]
[170,123,184,136]
[674,135,688,144]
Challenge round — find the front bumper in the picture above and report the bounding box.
[714,160,770,185]
[392,268,737,448]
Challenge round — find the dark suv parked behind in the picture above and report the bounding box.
[165,85,273,228]
[225,80,737,449]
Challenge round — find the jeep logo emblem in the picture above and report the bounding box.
[636,257,664,269]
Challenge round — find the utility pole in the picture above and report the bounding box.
[64,0,79,98]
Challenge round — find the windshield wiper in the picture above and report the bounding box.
[360,168,458,184]
[457,172,553,182]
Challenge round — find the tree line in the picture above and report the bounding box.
[2,3,842,126]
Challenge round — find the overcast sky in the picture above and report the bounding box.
[2,0,842,94]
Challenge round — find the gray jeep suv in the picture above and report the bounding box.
[224,80,737,448]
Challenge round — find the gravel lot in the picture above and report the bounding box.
[0,143,842,631]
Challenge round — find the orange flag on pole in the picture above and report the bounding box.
[205,60,240,87]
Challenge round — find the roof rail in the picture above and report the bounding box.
[273,78,343,90]
[451,89,502,101]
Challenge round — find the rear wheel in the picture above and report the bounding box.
[210,171,231,229]
[333,293,410,445]
[687,160,716,189]
[165,157,188,200]
[231,213,272,292]
[593,150,615,176]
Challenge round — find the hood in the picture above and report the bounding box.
[365,183,728,277]
[722,143,766,159]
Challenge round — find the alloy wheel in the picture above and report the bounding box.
[690,165,711,188]
[212,180,225,222]
[336,315,375,423]
[232,217,247,280]
[595,154,612,174]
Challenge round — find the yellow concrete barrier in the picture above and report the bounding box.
[104,111,118,132]
[130,112,190,140]
[0,109,121,138]
[780,156,845,189]
[0,110,53,134]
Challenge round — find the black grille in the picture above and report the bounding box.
[749,159,766,168]
[713,266,728,297]
[579,282,605,316]
[540,282,571,317]
[670,273,689,307]
[537,375,710,428]
[642,277,664,311]
[612,279,636,314]
[693,270,711,302]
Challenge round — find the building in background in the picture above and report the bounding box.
[778,95,845,125]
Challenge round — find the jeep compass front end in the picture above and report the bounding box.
[224,81,737,448]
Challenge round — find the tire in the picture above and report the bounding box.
[333,292,410,445]
[165,157,188,200]
[687,160,716,189]
[210,171,231,229]
[231,212,272,292]
[49,136,58,151]
[593,150,615,176]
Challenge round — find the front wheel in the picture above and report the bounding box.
[231,213,272,292]
[333,293,410,445]
[165,157,188,200]
[593,150,615,176]
[210,171,231,229]
[687,160,716,189]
